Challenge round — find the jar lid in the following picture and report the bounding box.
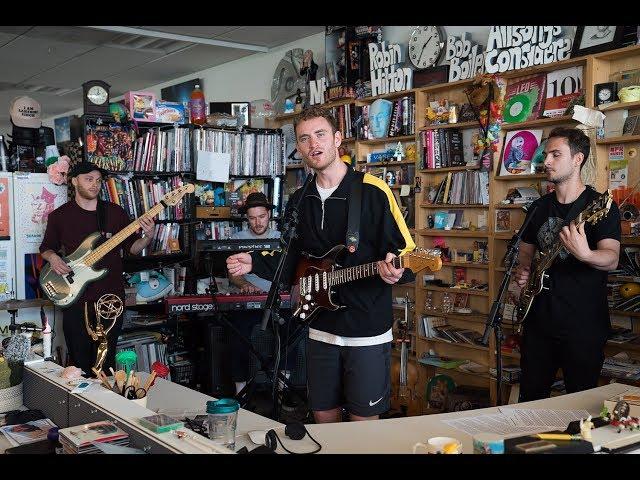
[207,398,239,414]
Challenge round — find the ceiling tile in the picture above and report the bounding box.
[216,26,323,48]
[28,46,164,89]
[0,26,33,36]
[0,36,96,84]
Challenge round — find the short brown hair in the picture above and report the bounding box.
[293,106,338,135]
[548,127,590,170]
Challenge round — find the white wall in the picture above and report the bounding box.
[43,31,326,127]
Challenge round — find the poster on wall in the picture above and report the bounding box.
[13,173,67,299]
[0,175,11,240]
[0,240,15,302]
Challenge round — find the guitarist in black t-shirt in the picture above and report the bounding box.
[514,127,621,402]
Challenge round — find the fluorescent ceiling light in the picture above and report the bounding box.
[81,26,269,53]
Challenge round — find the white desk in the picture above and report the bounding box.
[291,383,630,454]
[22,362,283,454]
[18,363,632,454]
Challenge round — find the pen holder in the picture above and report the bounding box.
[131,396,148,408]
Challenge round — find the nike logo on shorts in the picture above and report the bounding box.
[369,397,383,406]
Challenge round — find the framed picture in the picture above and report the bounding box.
[231,102,250,127]
[495,209,512,233]
[54,116,71,143]
[161,78,201,106]
[571,26,625,57]
[498,129,543,176]
[623,115,640,136]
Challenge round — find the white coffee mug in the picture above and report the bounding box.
[413,436,462,454]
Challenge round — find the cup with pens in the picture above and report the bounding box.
[96,367,159,409]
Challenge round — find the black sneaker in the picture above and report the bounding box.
[280,389,299,412]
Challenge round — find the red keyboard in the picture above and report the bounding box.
[165,294,291,314]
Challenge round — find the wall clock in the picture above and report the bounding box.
[594,82,618,106]
[82,80,111,117]
[408,26,445,69]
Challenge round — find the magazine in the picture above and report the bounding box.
[0,418,56,447]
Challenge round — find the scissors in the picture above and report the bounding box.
[123,386,147,400]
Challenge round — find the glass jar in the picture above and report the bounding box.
[441,292,453,314]
[206,398,239,450]
[424,290,435,311]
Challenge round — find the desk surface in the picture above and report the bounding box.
[24,362,283,454]
[19,363,631,454]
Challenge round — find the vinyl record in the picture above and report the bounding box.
[503,93,533,123]
[281,123,302,163]
[502,130,540,174]
[271,49,305,114]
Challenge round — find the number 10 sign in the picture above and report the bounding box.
[543,66,583,118]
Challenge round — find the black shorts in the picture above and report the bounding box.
[306,338,391,417]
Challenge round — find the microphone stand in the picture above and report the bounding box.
[261,171,314,419]
[480,204,537,406]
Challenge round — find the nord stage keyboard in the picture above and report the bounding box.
[165,293,291,314]
[196,239,281,252]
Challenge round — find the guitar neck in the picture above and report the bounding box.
[329,257,402,287]
[537,214,587,272]
[84,202,165,267]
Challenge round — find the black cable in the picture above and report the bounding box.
[272,426,322,454]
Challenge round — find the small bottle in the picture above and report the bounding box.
[189,84,206,125]
[0,135,9,171]
[441,292,453,314]
[424,290,434,311]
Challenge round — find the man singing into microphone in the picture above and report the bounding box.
[514,127,620,401]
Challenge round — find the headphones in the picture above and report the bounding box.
[261,422,322,454]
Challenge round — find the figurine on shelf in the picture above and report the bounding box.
[394,142,405,162]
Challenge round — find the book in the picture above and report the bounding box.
[58,421,129,454]
[503,74,546,123]
[0,419,56,447]
[419,354,468,369]
[543,66,583,118]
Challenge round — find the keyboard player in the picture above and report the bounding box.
[228,193,299,409]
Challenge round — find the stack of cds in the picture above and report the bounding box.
[58,421,129,454]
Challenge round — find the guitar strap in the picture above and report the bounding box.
[96,199,108,243]
[346,171,363,253]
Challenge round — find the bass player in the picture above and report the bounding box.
[40,162,155,376]
[515,127,620,401]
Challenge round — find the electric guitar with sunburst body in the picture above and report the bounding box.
[39,184,195,308]
[291,245,442,324]
[515,190,613,323]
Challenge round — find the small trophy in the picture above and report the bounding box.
[85,293,123,377]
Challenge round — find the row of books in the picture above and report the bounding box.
[100,176,189,221]
[357,96,415,140]
[116,331,171,378]
[146,223,182,255]
[193,128,285,176]
[328,103,357,139]
[131,126,192,172]
[601,353,640,381]
[419,128,467,169]
[425,170,490,205]
[419,315,483,346]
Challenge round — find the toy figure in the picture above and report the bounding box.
[580,415,594,440]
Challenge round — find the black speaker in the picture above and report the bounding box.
[205,321,233,396]
[264,422,321,454]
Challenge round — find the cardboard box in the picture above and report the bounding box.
[196,206,231,219]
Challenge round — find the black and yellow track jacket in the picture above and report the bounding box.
[250,166,415,338]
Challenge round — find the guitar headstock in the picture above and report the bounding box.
[402,248,443,273]
[582,190,613,226]
[163,183,195,206]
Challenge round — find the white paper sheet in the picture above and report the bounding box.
[442,413,548,436]
[196,150,230,183]
[499,407,590,429]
